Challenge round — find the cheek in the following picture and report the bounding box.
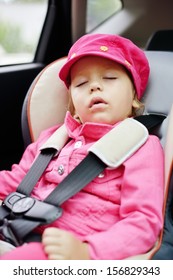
[111,89,134,113]
[122,91,133,103]
[72,94,81,105]
[112,90,133,104]
[71,93,84,112]
[121,96,134,112]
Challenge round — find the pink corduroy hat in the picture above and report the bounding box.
[59,33,150,99]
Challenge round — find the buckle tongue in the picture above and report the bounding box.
[3,192,26,211]
[12,197,35,214]
[3,192,35,214]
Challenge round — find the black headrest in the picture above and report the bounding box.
[146,30,173,51]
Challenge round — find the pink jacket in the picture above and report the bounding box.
[0,112,164,259]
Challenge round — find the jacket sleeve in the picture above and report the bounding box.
[0,125,59,200]
[82,135,164,259]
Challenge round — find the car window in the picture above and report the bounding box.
[0,0,48,66]
[86,0,122,32]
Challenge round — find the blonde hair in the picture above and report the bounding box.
[132,94,145,117]
[67,92,75,116]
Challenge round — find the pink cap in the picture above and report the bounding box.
[59,33,150,99]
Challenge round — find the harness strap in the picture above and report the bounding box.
[17,123,69,196]
[135,114,166,133]
[45,152,106,205]
[17,148,57,195]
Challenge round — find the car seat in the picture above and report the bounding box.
[20,50,173,259]
[145,30,173,51]
[21,57,69,147]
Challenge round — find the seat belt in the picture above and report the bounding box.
[18,113,166,201]
[44,113,166,206]
[17,148,57,195]
[0,114,166,246]
[135,114,166,134]
[17,113,166,198]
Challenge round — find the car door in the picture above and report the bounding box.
[0,0,72,170]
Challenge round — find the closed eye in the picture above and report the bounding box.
[76,81,88,87]
[103,77,117,80]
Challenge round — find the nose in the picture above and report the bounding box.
[90,81,103,93]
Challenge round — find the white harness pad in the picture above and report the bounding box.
[40,118,149,167]
[89,118,149,168]
[40,124,69,156]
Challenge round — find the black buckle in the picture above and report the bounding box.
[3,191,63,223]
[3,192,30,213]
[0,192,63,246]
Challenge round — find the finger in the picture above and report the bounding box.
[43,227,61,237]
[42,235,62,246]
[45,246,71,260]
[44,244,69,260]
[44,244,61,255]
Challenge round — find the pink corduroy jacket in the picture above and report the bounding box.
[0,112,164,260]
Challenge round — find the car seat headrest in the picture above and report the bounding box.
[140,51,173,148]
[143,51,173,115]
[146,30,173,51]
[22,57,69,146]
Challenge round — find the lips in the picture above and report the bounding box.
[89,96,107,109]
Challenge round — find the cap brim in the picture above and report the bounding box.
[59,51,128,87]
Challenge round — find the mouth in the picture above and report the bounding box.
[89,97,107,109]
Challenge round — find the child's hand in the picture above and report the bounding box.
[42,227,90,260]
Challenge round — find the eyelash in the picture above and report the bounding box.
[76,77,117,87]
[76,81,87,87]
[103,77,117,80]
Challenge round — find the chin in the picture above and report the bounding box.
[89,117,114,125]
[83,112,121,124]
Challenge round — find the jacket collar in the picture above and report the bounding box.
[64,111,119,140]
